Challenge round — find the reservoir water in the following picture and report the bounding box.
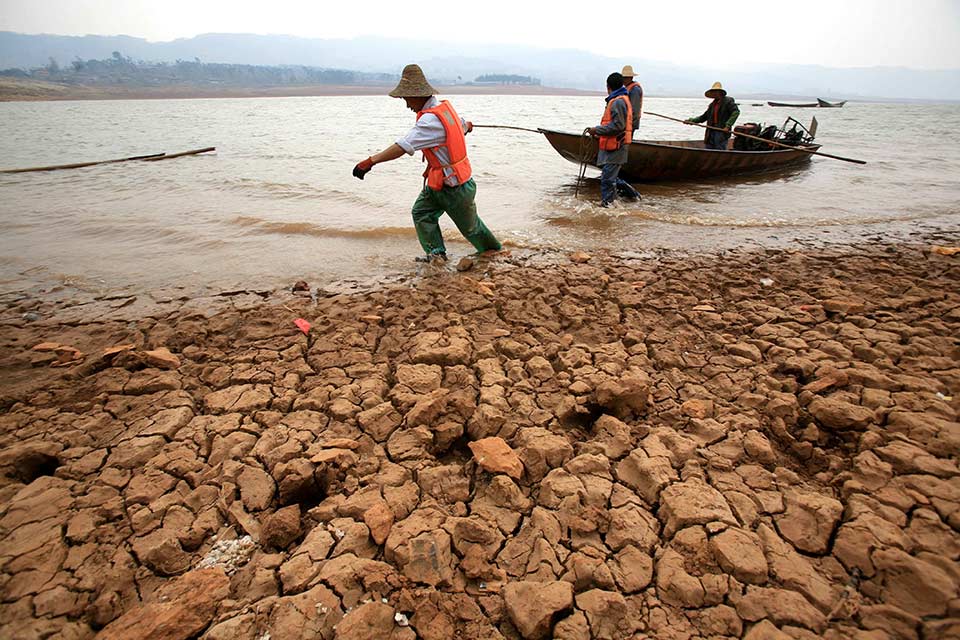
[1,95,958,295]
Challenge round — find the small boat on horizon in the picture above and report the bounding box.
[817,98,847,108]
[768,101,819,108]
[768,98,847,108]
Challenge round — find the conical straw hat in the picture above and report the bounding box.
[705,81,726,97]
[621,65,636,77]
[389,64,438,98]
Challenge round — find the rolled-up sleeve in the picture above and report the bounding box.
[396,114,446,155]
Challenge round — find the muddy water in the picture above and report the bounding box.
[1,95,958,295]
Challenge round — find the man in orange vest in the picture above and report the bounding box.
[587,72,641,207]
[621,65,643,139]
[352,64,501,263]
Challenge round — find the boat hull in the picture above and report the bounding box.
[539,129,821,182]
[768,101,819,107]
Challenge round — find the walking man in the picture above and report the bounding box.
[587,72,641,207]
[352,64,501,262]
[686,82,740,150]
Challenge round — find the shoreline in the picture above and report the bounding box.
[0,79,603,102]
[0,238,958,638]
[3,214,958,307]
[3,77,958,105]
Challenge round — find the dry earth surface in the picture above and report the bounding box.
[0,242,958,640]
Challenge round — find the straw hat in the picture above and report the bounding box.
[389,64,438,98]
[705,81,727,98]
[621,65,636,78]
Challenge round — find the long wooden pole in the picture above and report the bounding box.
[644,111,867,165]
[0,147,216,174]
[0,152,166,174]
[143,147,217,161]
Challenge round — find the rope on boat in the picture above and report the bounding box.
[574,128,592,198]
[471,124,542,134]
[471,123,594,199]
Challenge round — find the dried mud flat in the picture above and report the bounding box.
[0,240,958,640]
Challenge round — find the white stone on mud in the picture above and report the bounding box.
[197,535,256,575]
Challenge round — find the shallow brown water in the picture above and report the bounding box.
[1,96,958,295]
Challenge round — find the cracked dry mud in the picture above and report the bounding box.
[0,241,958,640]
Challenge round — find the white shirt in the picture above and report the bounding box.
[396,96,469,187]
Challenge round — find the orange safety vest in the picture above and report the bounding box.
[598,94,633,152]
[624,81,643,117]
[416,100,473,191]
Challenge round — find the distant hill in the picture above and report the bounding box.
[2,31,958,101]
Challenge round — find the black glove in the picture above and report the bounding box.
[353,157,373,180]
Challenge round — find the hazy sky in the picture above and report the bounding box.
[2,0,958,69]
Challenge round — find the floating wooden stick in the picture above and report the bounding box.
[143,147,217,162]
[0,147,216,174]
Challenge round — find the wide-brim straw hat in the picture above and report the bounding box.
[389,64,438,98]
[621,65,636,78]
[705,81,727,97]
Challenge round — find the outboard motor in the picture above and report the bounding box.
[733,123,761,150]
[780,117,817,145]
[734,123,777,151]
[733,117,817,151]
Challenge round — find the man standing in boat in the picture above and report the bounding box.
[686,82,740,150]
[621,65,643,140]
[587,72,642,207]
[352,64,501,263]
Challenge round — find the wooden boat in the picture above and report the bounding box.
[539,129,821,182]
[768,99,847,108]
[768,101,818,108]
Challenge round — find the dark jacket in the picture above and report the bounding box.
[594,86,631,165]
[691,96,740,141]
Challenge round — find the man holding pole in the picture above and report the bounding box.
[352,64,501,263]
[686,82,740,150]
[587,72,642,207]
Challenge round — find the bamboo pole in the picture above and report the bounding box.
[644,111,867,165]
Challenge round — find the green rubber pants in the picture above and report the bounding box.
[410,178,502,256]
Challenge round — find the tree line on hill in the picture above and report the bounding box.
[0,52,399,87]
[472,74,541,85]
[0,52,546,89]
